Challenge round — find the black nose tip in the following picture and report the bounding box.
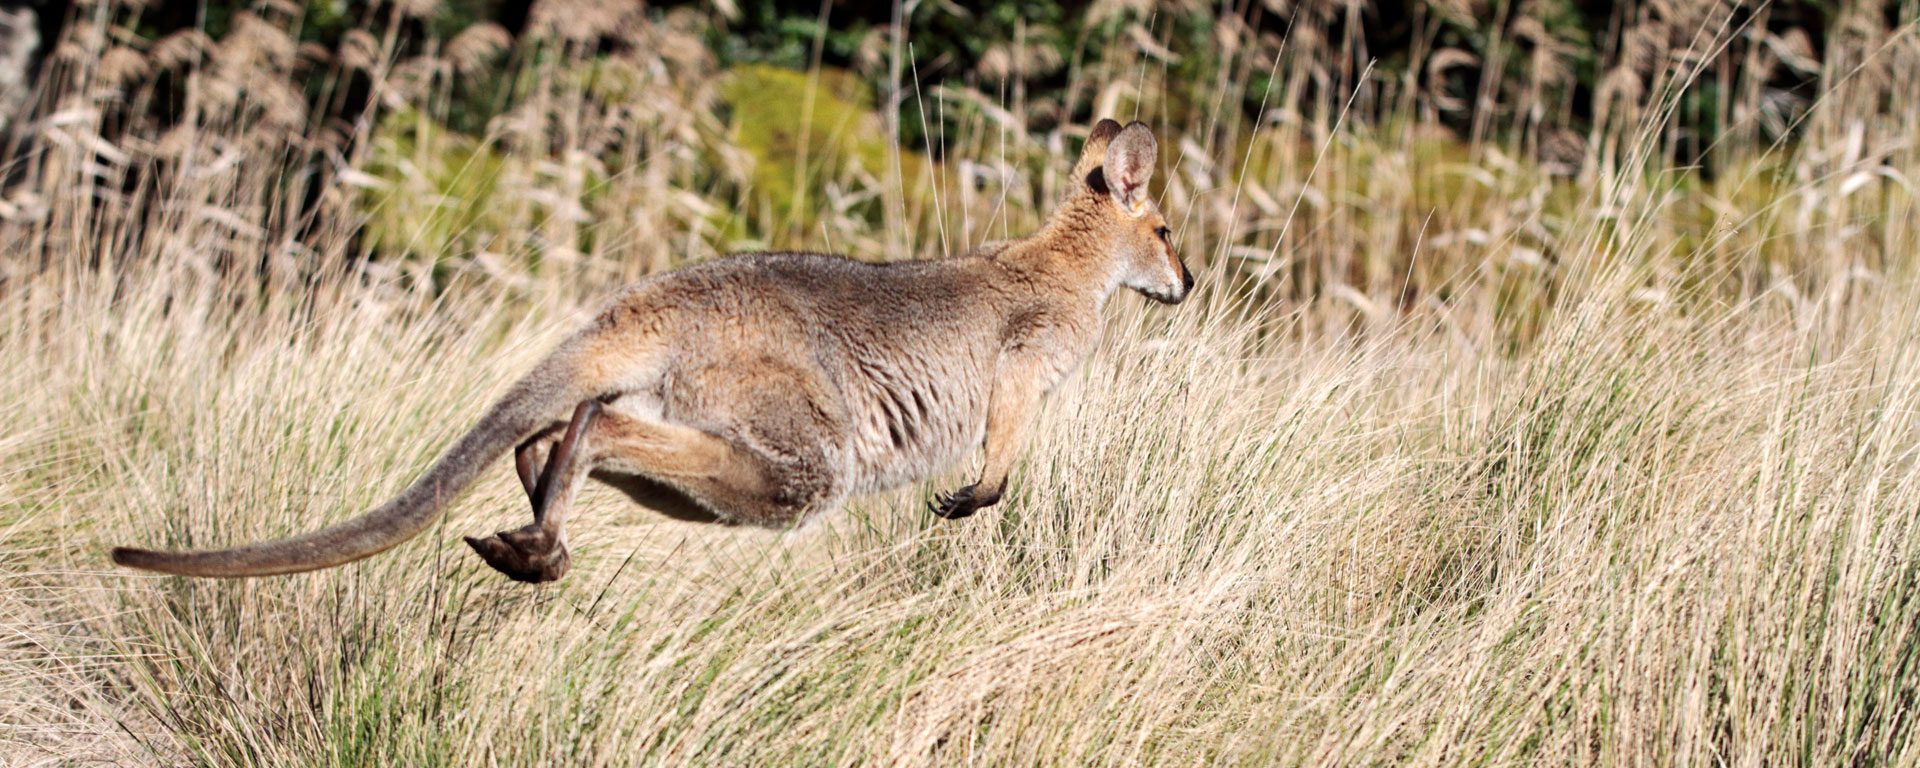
[1181,267,1195,293]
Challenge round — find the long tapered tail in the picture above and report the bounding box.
[111,363,586,578]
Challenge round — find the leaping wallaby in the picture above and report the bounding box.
[111,119,1190,583]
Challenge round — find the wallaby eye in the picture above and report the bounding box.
[1154,226,1171,242]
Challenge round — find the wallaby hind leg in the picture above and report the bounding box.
[514,435,545,501]
[582,409,837,528]
[471,400,837,582]
[467,400,600,583]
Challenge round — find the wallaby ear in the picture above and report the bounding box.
[1071,119,1125,191]
[1104,121,1157,214]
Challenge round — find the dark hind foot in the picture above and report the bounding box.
[464,524,571,583]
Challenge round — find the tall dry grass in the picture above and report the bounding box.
[4,1,1920,765]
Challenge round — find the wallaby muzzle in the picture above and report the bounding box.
[1147,263,1193,305]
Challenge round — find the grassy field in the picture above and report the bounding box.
[5,2,1920,765]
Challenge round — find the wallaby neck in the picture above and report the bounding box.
[996,200,1123,308]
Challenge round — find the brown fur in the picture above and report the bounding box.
[111,119,1191,581]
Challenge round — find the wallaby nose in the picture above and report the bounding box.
[1181,265,1195,293]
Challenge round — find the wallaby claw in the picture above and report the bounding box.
[929,484,981,520]
[465,524,571,583]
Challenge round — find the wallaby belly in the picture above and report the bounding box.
[838,343,990,493]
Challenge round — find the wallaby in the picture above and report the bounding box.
[111,119,1191,583]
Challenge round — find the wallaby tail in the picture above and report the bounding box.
[111,363,585,578]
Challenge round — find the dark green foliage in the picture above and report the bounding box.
[87,0,1876,163]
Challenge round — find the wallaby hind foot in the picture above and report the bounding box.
[464,524,571,583]
[466,399,600,582]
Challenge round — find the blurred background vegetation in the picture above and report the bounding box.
[2,0,1914,321]
[13,0,1856,154]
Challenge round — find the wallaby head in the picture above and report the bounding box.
[1064,119,1192,305]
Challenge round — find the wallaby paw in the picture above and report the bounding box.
[464,524,570,583]
[929,484,982,520]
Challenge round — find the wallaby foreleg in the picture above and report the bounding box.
[931,357,1046,520]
